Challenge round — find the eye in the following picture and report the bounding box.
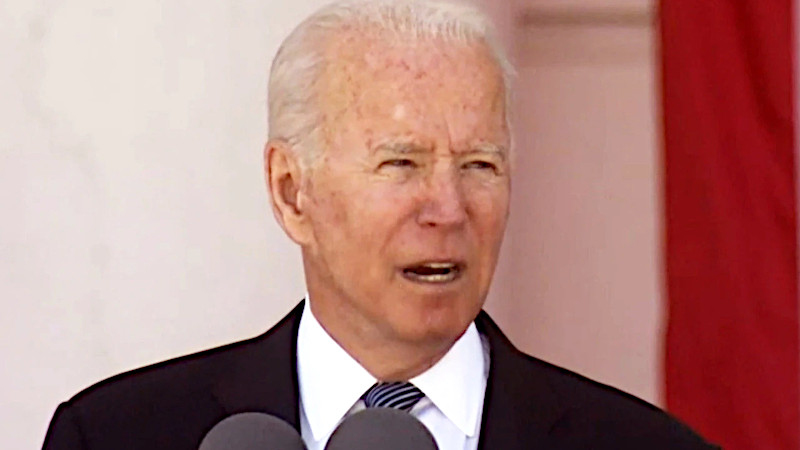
[462,160,498,172]
[379,159,417,169]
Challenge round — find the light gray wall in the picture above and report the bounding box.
[2,1,329,447]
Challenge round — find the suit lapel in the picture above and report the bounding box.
[210,301,305,431]
[207,304,568,446]
[476,311,567,449]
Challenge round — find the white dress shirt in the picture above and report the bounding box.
[297,300,489,450]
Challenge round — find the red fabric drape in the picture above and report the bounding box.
[661,1,799,448]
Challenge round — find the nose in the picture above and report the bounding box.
[417,165,468,228]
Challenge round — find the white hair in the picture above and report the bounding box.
[267,0,514,169]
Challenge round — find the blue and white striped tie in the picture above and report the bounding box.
[362,382,425,412]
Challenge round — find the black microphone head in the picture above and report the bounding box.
[325,408,439,450]
[199,412,306,450]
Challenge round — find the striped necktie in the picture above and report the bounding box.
[362,381,425,412]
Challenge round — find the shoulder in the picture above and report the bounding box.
[44,333,265,450]
[476,312,718,449]
[67,331,265,414]
[43,303,303,449]
[529,356,713,447]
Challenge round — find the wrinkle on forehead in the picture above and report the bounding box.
[324,31,502,94]
[317,29,507,152]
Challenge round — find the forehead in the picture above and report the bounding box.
[317,29,507,147]
[326,28,500,79]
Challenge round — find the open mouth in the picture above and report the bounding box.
[402,261,463,284]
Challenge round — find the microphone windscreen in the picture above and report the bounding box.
[199,412,306,450]
[325,408,438,450]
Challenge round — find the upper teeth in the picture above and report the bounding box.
[403,262,460,283]
[423,262,455,269]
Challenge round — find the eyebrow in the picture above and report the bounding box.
[372,140,507,159]
[372,141,431,154]
[465,142,508,160]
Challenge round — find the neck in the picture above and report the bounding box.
[307,298,458,381]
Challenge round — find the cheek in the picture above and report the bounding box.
[311,180,419,248]
[466,176,509,213]
[305,183,359,257]
[359,185,422,236]
[467,185,510,244]
[312,190,348,229]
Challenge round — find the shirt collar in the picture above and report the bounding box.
[297,300,376,441]
[410,321,486,437]
[297,298,487,440]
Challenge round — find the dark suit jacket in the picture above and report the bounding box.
[43,302,717,449]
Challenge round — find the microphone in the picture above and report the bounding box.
[325,408,439,450]
[199,412,306,450]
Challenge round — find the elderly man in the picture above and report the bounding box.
[44,1,716,449]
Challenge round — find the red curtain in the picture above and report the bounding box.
[661,1,799,448]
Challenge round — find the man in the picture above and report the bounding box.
[43,1,717,449]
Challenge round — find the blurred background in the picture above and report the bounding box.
[1,0,795,449]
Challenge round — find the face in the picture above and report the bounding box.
[295,34,510,348]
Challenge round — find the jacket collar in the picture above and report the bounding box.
[209,302,567,446]
[210,301,304,429]
[476,311,567,449]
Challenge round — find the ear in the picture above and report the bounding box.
[264,140,313,245]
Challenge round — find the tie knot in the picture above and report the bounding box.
[362,382,425,412]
